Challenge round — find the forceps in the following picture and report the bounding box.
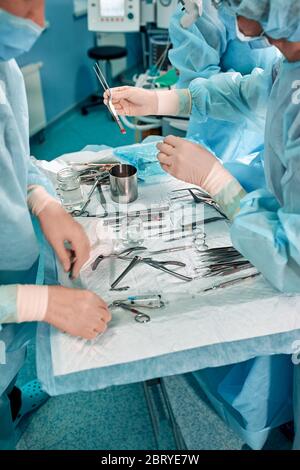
[171,188,227,219]
[72,172,109,217]
[93,62,126,135]
[111,255,192,290]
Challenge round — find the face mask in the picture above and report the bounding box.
[180,0,203,29]
[235,17,271,49]
[0,8,43,61]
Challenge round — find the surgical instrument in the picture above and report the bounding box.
[72,172,109,217]
[149,245,193,255]
[125,295,165,309]
[202,273,261,293]
[111,256,142,290]
[103,206,170,225]
[68,250,76,280]
[181,216,224,231]
[91,246,147,271]
[189,190,227,219]
[203,263,254,278]
[114,223,167,233]
[79,170,110,186]
[93,62,126,135]
[111,255,192,290]
[104,213,165,226]
[69,163,117,170]
[171,188,227,218]
[97,180,108,218]
[156,216,223,240]
[172,187,210,198]
[109,301,151,324]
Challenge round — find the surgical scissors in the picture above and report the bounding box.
[72,172,109,217]
[109,301,151,324]
[93,62,126,135]
[111,255,192,290]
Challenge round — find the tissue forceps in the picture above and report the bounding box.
[111,255,192,290]
[171,188,227,218]
[93,62,126,135]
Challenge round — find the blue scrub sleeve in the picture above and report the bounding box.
[231,109,300,293]
[27,158,56,197]
[168,6,224,88]
[189,63,275,131]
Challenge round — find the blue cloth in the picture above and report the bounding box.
[168,4,278,162]
[192,355,293,450]
[222,0,300,42]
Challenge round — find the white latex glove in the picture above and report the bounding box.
[181,0,203,28]
[104,86,158,116]
[157,136,246,220]
[38,202,90,279]
[45,286,111,340]
[157,136,233,194]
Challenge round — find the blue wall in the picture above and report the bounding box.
[18,0,142,124]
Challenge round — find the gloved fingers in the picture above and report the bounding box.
[160,163,171,173]
[106,86,132,103]
[95,320,108,334]
[55,241,72,272]
[99,305,112,323]
[156,142,174,155]
[69,235,91,279]
[157,152,172,167]
[164,135,182,147]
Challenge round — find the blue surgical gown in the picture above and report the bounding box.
[169,4,279,163]
[0,60,54,396]
[189,58,297,448]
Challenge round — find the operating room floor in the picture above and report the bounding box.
[17,106,292,450]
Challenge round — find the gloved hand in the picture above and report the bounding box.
[45,286,111,340]
[157,136,247,220]
[181,0,203,28]
[104,86,158,116]
[38,202,90,279]
[157,136,228,192]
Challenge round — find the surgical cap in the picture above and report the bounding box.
[215,0,300,41]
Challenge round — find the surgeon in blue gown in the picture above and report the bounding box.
[165,0,300,449]
[169,1,277,160]
[106,0,300,448]
[169,0,278,194]
[0,0,111,450]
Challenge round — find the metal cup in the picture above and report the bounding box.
[109,164,138,204]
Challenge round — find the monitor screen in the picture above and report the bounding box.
[100,0,125,17]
